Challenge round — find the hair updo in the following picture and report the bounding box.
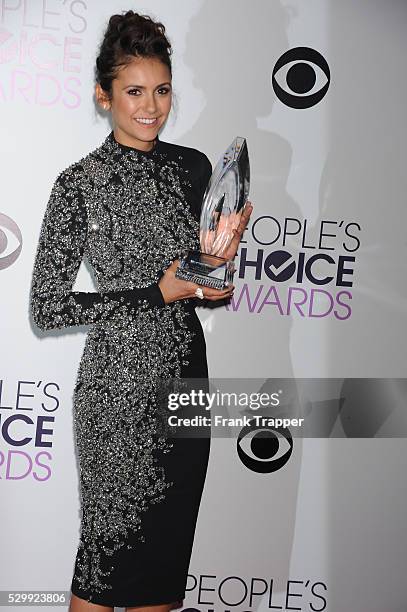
[95,10,172,99]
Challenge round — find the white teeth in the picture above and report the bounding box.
[135,118,156,124]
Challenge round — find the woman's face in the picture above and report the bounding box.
[96,56,172,151]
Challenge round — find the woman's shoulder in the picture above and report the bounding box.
[158,141,212,203]
[158,140,212,172]
[51,141,108,188]
[49,161,86,194]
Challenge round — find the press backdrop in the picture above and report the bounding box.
[1,1,406,611]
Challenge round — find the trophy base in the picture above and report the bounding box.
[175,249,235,290]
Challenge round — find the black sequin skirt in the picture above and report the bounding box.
[70,303,210,608]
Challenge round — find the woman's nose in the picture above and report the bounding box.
[143,93,157,114]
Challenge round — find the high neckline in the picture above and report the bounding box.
[108,130,160,156]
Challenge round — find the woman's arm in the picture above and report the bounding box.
[29,167,165,331]
[198,153,212,205]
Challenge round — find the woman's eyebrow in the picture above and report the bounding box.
[122,82,172,90]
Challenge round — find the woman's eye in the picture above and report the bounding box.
[126,87,171,96]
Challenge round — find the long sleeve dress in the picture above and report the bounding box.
[29,129,212,608]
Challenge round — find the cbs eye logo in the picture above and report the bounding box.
[272,47,330,108]
[237,421,293,473]
[0,213,22,270]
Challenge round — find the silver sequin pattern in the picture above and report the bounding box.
[29,132,205,601]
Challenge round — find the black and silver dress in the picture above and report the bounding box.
[29,130,212,607]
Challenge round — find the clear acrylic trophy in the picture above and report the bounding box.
[175,137,250,290]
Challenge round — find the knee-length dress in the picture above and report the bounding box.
[29,130,212,608]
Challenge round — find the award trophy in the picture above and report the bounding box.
[175,136,250,290]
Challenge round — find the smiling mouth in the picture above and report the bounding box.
[135,117,158,125]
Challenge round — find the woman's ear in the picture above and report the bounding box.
[95,83,111,111]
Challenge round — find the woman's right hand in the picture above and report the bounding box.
[158,260,234,304]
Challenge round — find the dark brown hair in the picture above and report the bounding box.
[95,10,172,99]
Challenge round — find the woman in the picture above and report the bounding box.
[29,10,252,612]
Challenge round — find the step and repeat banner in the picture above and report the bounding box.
[1,1,406,611]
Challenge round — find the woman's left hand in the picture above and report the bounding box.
[221,200,253,261]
